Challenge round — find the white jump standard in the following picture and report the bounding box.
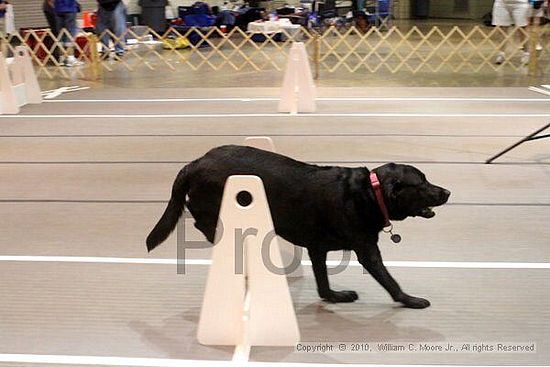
[278,42,316,114]
[197,175,300,347]
[0,46,42,114]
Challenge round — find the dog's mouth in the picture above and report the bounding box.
[417,207,436,218]
[415,190,450,218]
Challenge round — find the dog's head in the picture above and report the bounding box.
[374,163,450,221]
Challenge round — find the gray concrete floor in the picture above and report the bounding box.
[38,65,549,90]
[0,86,549,366]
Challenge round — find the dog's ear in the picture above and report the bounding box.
[390,178,401,189]
[374,162,397,177]
[383,162,398,173]
[374,163,401,196]
[389,178,402,199]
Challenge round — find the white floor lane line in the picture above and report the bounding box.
[0,353,486,367]
[0,354,209,367]
[1,113,550,119]
[42,97,550,103]
[0,256,549,269]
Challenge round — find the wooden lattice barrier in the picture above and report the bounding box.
[318,25,548,74]
[0,23,547,79]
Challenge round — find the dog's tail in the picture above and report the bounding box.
[146,166,190,252]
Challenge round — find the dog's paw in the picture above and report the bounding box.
[396,294,431,309]
[322,290,359,303]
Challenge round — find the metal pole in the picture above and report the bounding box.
[528,22,539,76]
[88,34,101,81]
[313,32,320,80]
[485,123,550,164]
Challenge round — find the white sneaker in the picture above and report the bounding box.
[536,43,543,51]
[521,51,530,65]
[64,55,83,67]
[495,51,505,65]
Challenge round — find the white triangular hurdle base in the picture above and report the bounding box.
[244,136,303,278]
[278,42,316,114]
[197,175,300,347]
[0,46,42,115]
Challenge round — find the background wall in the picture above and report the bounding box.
[12,0,97,29]
[11,0,494,29]
[429,0,493,19]
[12,0,232,29]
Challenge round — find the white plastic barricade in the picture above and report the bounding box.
[278,42,316,114]
[197,175,300,347]
[244,136,303,278]
[0,46,42,114]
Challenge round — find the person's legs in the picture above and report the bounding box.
[510,2,530,63]
[55,13,70,62]
[44,11,59,61]
[95,7,112,55]
[511,1,530,27]
[57,12,80,66]
[528,4,544,50]
[533,16,543,50]
[492,0,514,63]
[65,12,79,65]
[493,0,513,27]
[44,11,58,33]
[112,2,127,55]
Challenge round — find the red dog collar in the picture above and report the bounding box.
[370,171,391,228]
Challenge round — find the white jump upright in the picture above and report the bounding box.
[244,136,303,278]
[197,175,300,347]
[244,136,276,152]
[0,52,19,114]
[278,42,316,114]
[0,46,42,115]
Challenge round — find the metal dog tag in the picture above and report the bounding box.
[391,234,402,244]
[383,224,402,244]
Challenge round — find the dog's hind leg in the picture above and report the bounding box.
[355,244,430,309]
[192,218,217,244]
[308,247,359,303]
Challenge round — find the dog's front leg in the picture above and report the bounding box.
[307,247,358,303]
[355,245,430,309]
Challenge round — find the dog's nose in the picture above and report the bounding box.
[441,189,451,201]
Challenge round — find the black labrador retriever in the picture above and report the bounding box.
[147,145,450,309]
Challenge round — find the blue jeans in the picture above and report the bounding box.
[96,2,127,54]
[55,12,77,46]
